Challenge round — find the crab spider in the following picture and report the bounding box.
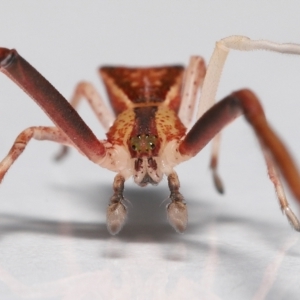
[1,35,300,235]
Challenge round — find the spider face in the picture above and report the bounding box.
[129,133,162,186]
[130,134,157,154]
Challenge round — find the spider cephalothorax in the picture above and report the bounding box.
[102,67,187,189]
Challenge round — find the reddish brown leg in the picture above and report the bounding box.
[0,48,106,163]
[209,133,224,194]
[0,127,72,182]
[56,82,115,161]
[179,89,300,231]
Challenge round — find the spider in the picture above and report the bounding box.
[1,35,300,235]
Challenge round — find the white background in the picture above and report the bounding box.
[0,1,300,299]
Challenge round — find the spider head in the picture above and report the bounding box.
[129,134,158,155]
[129,134,163,186]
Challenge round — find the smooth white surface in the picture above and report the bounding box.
[0,1,300,299]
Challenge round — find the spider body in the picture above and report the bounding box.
[1,36,300,235]
[101,66,187,186]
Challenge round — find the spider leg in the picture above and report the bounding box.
[0,48,106,164]
[106,174,127,235]
[262,147,300,230]
[0,126,73,182]
[69,82,115,131]
[178,56,206,128]
[209,133,224,194]
[198,36,300,194]
[197,36,300,118]
[55,81,115,160]
[166,171,187,233]
[179,89,300,231]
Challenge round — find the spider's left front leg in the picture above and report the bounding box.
[178,89,300,231]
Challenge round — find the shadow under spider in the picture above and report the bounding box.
[0,181,292,255]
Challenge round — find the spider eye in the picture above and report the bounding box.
[130,134,158,153]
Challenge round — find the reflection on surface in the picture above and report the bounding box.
[0,183,299,299]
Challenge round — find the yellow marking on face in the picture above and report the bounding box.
[155,106,186,146]
[106,108,136,146]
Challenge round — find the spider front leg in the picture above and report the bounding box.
[179,89,300,231]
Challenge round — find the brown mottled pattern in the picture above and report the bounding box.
[155,106,186,143]
[100,66,184,115]
[106,109,135,145]
[103,66,186,158]
[106,104,186,159]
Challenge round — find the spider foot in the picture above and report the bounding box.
[106,174,127,235]
[167,198,188,233]
[54,145,69,161]
[0,173,4,184]
[167,172,188,233]
[283,206,300,232]
[212,169,224,194]
[106,199,127,235]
